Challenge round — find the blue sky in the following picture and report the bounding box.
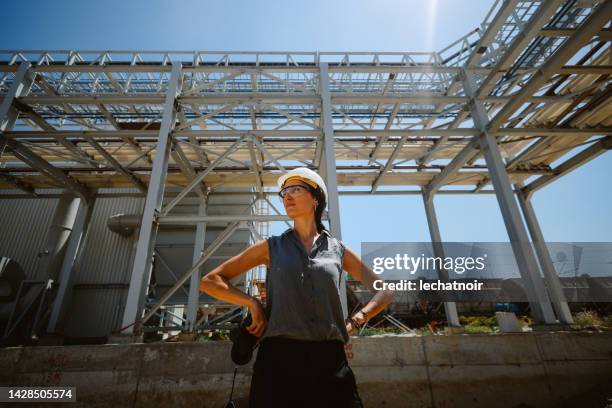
[3,0,492,52]
[2,0,611,254]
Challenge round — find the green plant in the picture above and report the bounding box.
[464,325,494,334]
[573,310,603,327]
[459,315,497,329]
[359,327,403,336]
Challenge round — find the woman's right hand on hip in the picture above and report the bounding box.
[247,297,268,337]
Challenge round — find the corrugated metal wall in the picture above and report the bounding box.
[63,190,144,337]
[0,189,60,279]
[62,188,255,338]
[63,288,128,338]
[2,187,257,339]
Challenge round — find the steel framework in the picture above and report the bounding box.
[1,0,611,336]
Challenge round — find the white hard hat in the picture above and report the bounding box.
[277,167,328,206]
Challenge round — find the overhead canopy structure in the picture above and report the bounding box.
[0,2,610,196]
[0,0,610,337]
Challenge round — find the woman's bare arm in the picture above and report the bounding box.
[342,245,394,332]
[199,238,270,336]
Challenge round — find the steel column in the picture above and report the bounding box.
[47,195,95,333]
[186,199,208,331]
[462,68,556,324]
[516,186,573,324]
[319,62,347,318]
[120,63,183,334]
[421,190,461,327]
[319,63,342,238]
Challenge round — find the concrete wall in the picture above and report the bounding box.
[1,332,611,407]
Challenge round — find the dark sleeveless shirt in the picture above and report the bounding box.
[259,227,349,344]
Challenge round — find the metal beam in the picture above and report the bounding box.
[141,219,242,327]
[0,61,601,74]
[47,195,95,333]
[85,136,147,193]
[1,136,91,200]
[158,214,299,224]
[319,62,347,318]
[369,102,402,163]
[97,103,152,164]
[0,63,31,132]
[161,135,245,216]
[13,93,588,106]
[516,185,573,324]
[425,136,481,195]
[522,137,612,196]
[370,135,408,193]
[14,70,100,165]
[487,1,612,130]
[12,98,98,167]
[539,27,612,38]
[319,63,342,238]
[120,63,183,335]
[248,140,264,194]
[0,189,502,200]
[424,2,612,194]
[475,0,564,98]
[466,0,520,67]
[0,62,92,199]
[421,189,461,327]
[417,110,471,166]
[186,199,208,331]
[462,67,556,324]
[489,80,611,187]
[5,128,611,141]
[170,138,207,198]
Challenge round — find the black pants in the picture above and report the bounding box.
[249,337,364,408]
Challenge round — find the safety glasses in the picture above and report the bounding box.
[278,184,310,199]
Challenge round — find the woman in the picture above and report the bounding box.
[200,167,394,408]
